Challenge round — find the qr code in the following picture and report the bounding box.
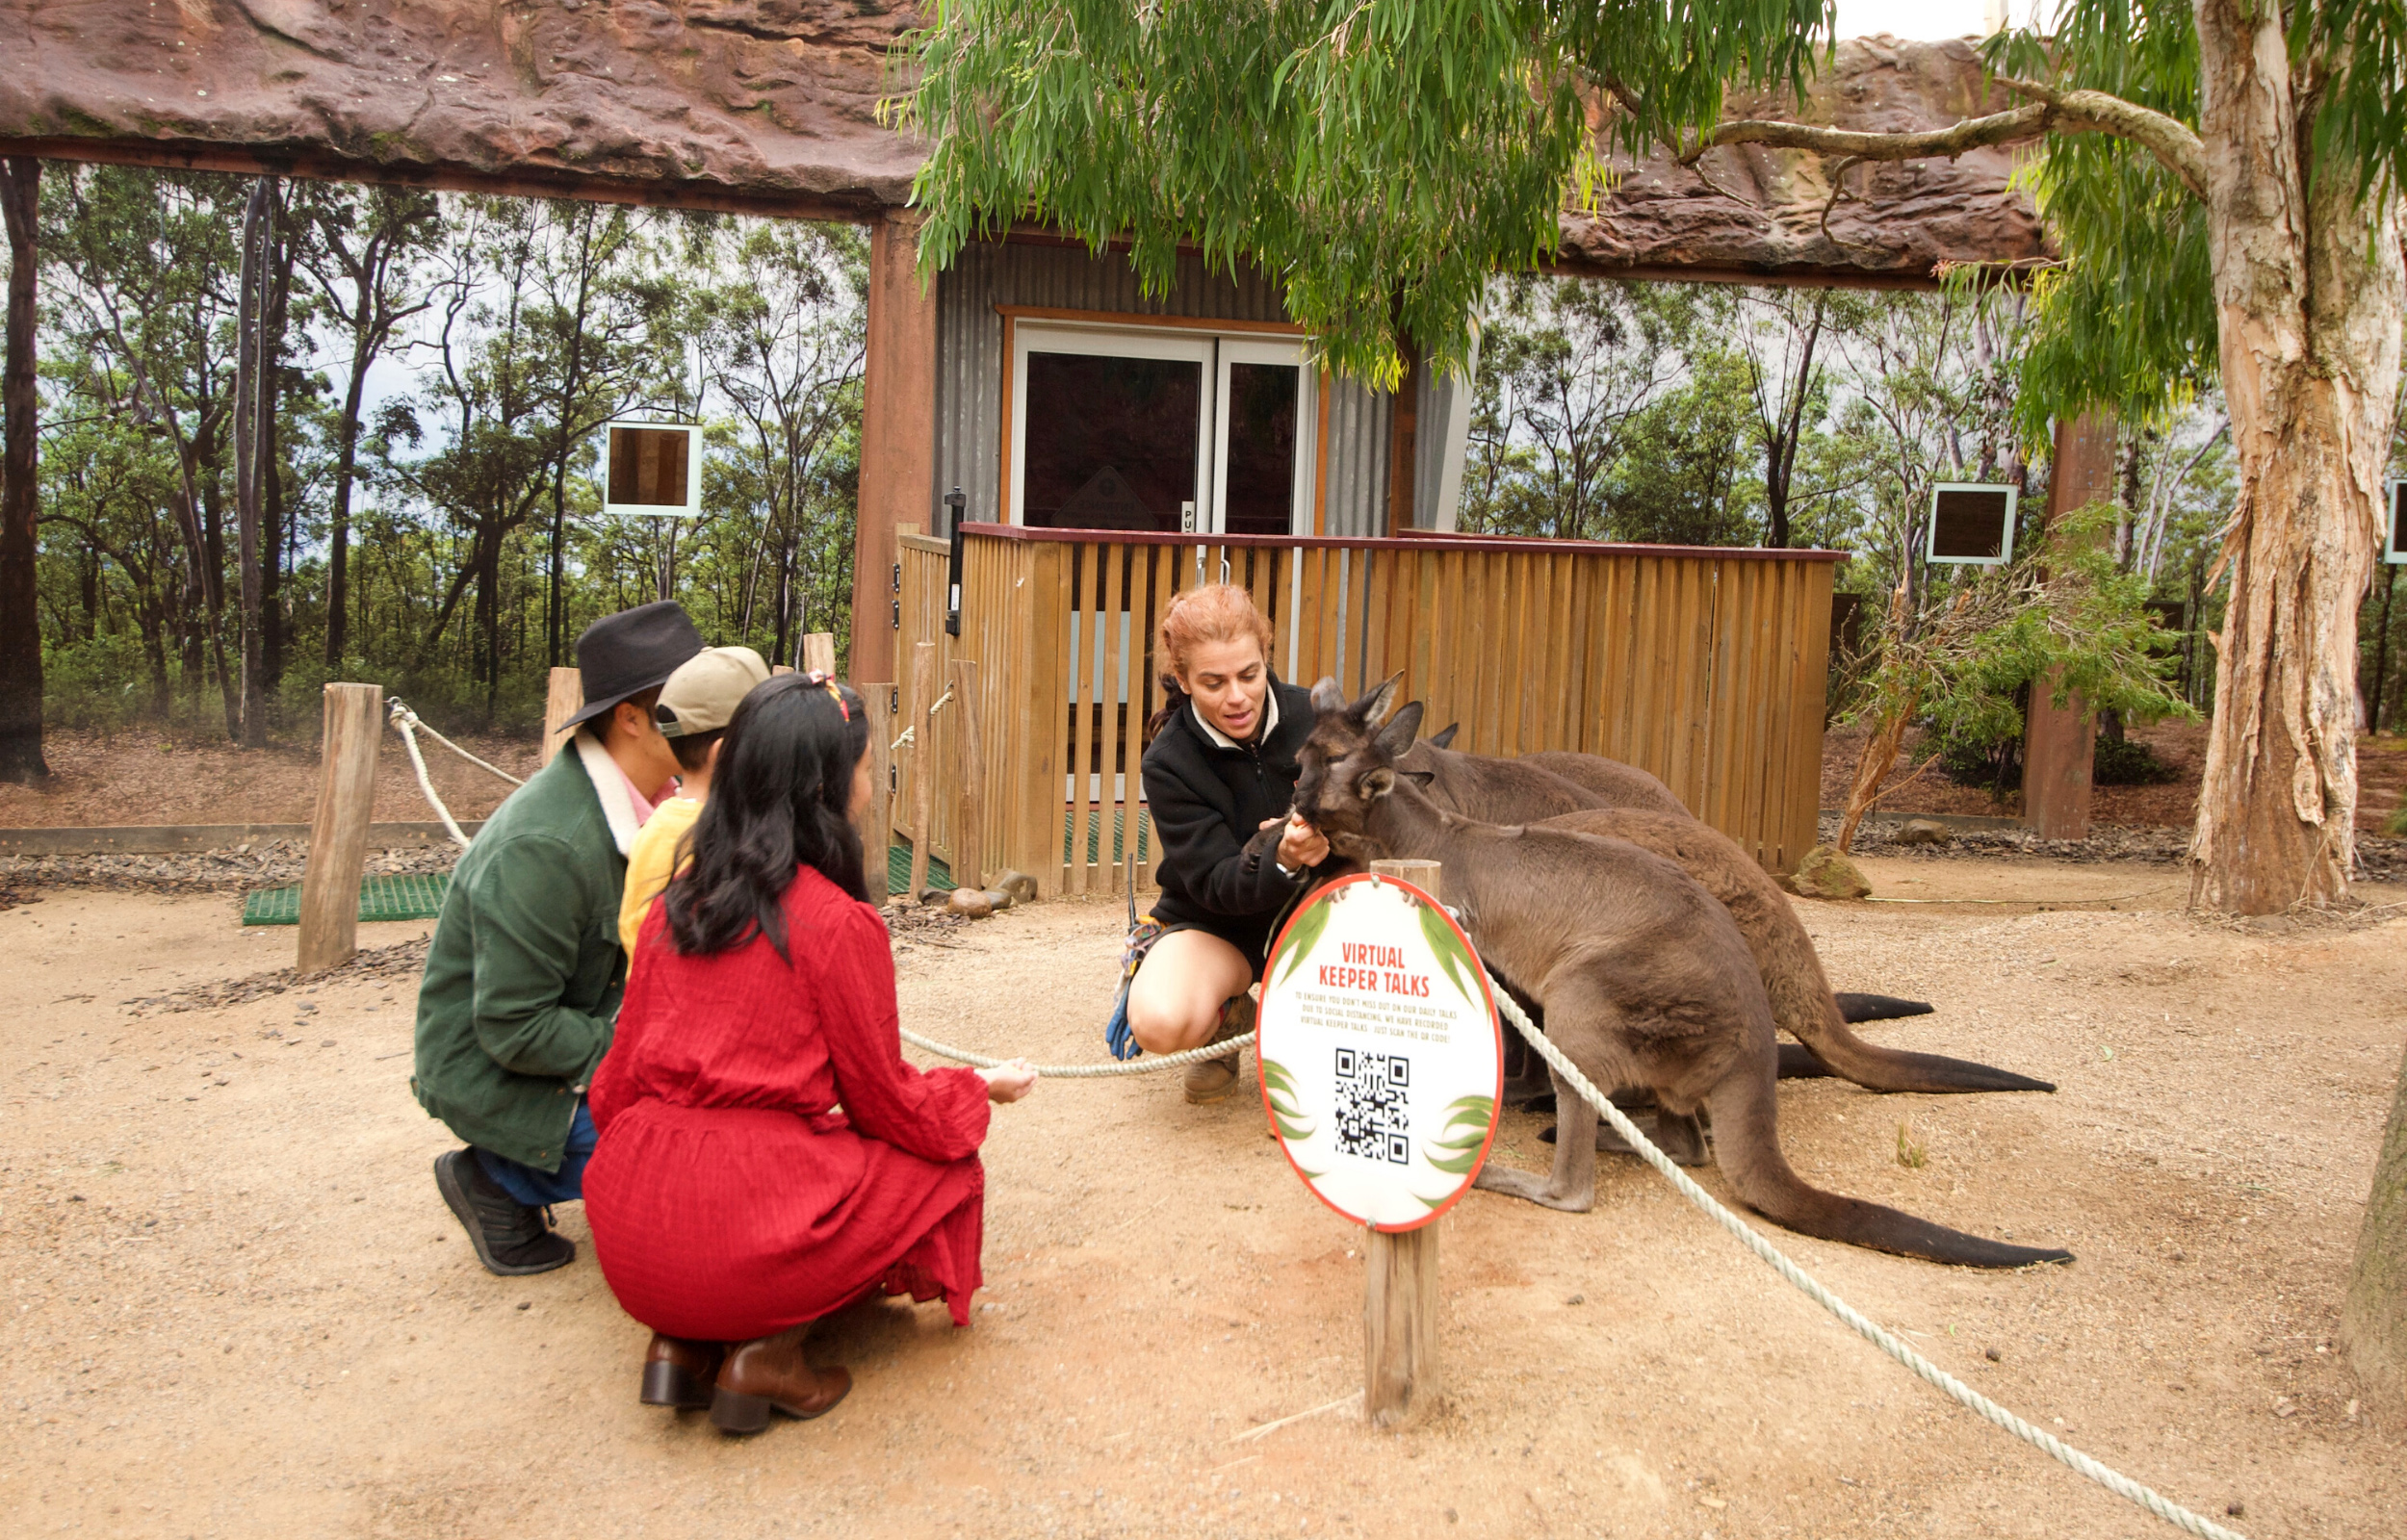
[1333,1048,1411,1165]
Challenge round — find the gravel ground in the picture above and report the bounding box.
[1827,816,2407,886]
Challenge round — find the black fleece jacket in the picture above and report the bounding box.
[1141,677,1320,966]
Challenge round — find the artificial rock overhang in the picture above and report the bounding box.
[0,3,2048,282]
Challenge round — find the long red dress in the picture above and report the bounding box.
[583,865,991,1339]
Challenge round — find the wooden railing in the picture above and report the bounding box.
[897,526,1842,899]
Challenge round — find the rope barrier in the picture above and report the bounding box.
[1488,988,2246,1540]
[387,700,475,851]
[388,703,525,789]
[900,1026,1255,1079]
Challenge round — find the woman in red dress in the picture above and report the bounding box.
[583,672,1037,1434]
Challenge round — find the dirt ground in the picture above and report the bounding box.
[5,857,2404,1539]
[1821,719,2407,835]
[0,727,540,829]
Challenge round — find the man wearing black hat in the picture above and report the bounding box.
[412,601,704,1275]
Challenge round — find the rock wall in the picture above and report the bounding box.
[0,6,2046,276]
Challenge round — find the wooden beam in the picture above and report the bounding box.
[856,682,895,899]
[950,657,986,893]
[852,211,939,685]
[907,642,940,901]
[296,683,383,977]
[1364,857,1446,1428]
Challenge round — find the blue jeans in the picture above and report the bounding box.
[476,1102,597,1207]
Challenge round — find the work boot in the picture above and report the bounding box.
[709,1324,853,1434]
[1182,994,1255,1106]
[433,1148,575,1276]
[639,1333,727,1409]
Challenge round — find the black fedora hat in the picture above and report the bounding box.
[563,601,705,730]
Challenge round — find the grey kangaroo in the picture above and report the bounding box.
[1293,676,2072,1269]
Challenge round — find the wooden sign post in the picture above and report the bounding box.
[296,682,384,977]
[540,667,583,766]
[1365,858,1445,1427]
[802,631,838,678]
[1255,858,1501,1432]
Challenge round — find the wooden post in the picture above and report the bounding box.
[907,641,939,900]
[2024,410,2115,838]
[1364,856,1444,1427]
[802,631,837,678]
[949,657,984,892]
[296,683,383,977]
[539,666,582,767]
[856,682,895,899]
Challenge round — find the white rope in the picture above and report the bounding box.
[389,703,525,787]
[900,1026,1255,1079]
[386,702,474,851]
[1491,988,2246,1540]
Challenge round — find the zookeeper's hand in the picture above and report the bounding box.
[1275,814,1330,872]
[979,1058,1038,1104]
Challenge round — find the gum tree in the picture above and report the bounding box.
[902,0,2405,917]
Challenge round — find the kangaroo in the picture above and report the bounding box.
[1395,734,1932,1034]
[1294,676,2072,1269]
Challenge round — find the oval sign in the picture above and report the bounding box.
[1256,872,1502,1231]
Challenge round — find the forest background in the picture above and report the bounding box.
[9,165,2404,763]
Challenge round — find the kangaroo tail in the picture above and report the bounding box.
[1706,1070,2073,1269]
[1833,991,1933,1022]
[1791,1004,2055,1094]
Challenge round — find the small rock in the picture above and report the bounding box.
[996,869,1038,904]
[515,1301,531,1312]
[2226,1502,2245,1519]
[1565,1293,1583,1306]
[946,888,995,919]
[919,887,951,907]
[1983,1347,2001,1362]
[1896,818,1954,847]
[980,888,1013,912]
[1791,845,1872,900]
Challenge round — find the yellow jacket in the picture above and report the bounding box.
[618,794,705,958]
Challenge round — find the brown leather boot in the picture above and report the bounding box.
[1182,994,1255,1105]
[638,1333,726,1410]
[709,1324,852,1434]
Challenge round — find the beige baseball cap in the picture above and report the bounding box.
[654,646,771,738]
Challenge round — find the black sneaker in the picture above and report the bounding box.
[433,1148,576,1276]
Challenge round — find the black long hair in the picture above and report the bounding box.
[665,673,871,959]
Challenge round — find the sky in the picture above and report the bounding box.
[1831,0,2048,39]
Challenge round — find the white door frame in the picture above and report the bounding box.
[1210,335,1315,536]
[1007,322,1216,529]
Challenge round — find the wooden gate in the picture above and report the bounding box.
[895,526,1841,899]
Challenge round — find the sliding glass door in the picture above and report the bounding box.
[1009,322,1314,534]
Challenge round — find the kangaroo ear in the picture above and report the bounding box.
[1399,769,1435,787]
[1310,676,1347,714]
[1357,671,1405,726]
[1426,723,1460,751]
[1359,767,1396,801]
[1373,700,1426,757]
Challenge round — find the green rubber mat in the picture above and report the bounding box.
[242,873,453,926]
[1064,807,1153,866]
[885,839,952,897]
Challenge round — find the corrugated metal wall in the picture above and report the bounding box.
[931,240,1463,537]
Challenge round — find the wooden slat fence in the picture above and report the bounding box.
[896,526,1841,898]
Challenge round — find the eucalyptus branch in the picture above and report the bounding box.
[1699,79,2208,204]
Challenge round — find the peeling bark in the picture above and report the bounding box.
[2186,0,2407,914]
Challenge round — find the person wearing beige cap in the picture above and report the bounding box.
[617,646,773,958]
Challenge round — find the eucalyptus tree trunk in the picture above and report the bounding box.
[0,158,41,783]
[2186,0,2407,915]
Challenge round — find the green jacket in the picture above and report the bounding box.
[411,739,641,1171]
